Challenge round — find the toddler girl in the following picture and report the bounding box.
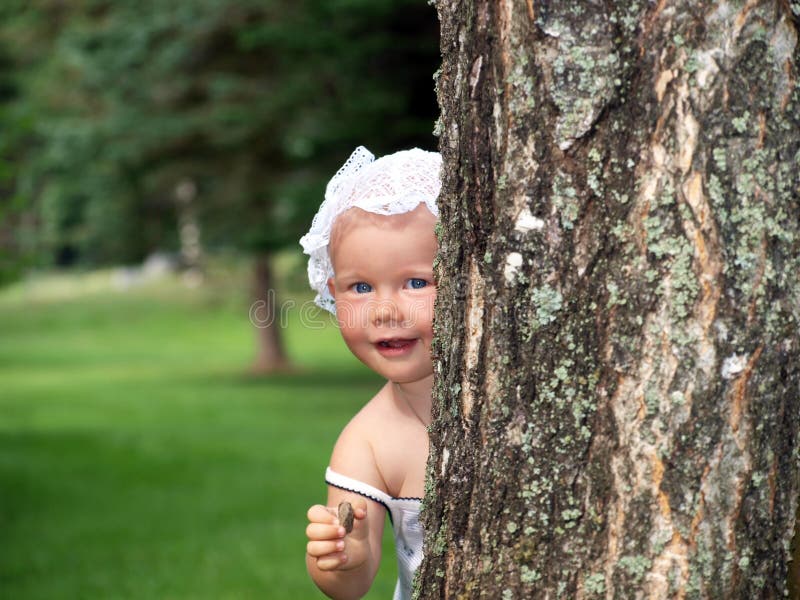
[300,146,441,600]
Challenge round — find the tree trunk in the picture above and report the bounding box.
[420,1,800,598]
[250,253,290,374]
[174,178,205,284]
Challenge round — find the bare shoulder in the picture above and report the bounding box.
[331,382,427,498]
[329,383,399,491]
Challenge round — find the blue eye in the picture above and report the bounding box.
[407,278,428,289]
[353,282,372,294]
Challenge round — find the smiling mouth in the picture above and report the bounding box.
[377,339,416,348]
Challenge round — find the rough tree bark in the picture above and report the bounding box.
[420,1,800,598]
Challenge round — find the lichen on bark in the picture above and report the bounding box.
[420,1,800,599]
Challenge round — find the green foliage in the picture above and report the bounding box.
[0,0,439,268]
[0,31,35,285]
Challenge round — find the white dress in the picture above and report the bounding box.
[326,468,423,600]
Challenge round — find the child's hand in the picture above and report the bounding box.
[306,498,369,571]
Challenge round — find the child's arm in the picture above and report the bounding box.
[305,422,387,599]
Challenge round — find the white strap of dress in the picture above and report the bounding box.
[325,467,393,506]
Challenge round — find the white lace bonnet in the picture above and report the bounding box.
[299,146,442,313]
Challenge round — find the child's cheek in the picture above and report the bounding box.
[335,300,355,331]
[335,298,370,332]
[407,298,433,327]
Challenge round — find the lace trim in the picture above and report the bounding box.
[325,467,423,525]
[299,146,441,314]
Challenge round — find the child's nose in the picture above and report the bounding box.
[371,296,401,326]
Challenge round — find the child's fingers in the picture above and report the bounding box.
[306,504,336,524]
[306,539,345,558]
[350,497,368,521]
[314,551,348,571]
[306,522,346,541]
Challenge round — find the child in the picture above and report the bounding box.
[300,146,441,600]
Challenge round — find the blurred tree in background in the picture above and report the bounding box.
[0,21,32,287]
[0,0,439,371]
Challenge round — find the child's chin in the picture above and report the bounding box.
[385,369,434,385]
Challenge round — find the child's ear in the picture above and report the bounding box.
[327,278,335,299]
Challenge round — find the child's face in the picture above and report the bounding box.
[327,205,437,385]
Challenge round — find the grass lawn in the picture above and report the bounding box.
[0,264,397,599]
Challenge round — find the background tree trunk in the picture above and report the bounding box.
[420,1,800,598]
[250,253,290,374]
